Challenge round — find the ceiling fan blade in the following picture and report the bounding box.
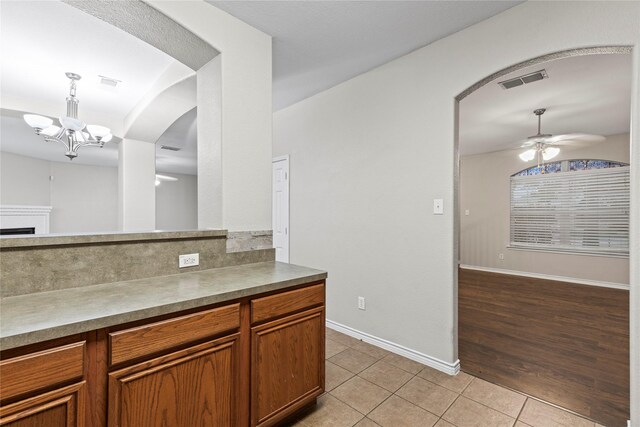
[545,133,605,144]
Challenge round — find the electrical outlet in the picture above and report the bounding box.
[465,209,470,216]
[179,253,199,268]
[358,296,366,310]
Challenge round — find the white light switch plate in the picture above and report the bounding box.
[433,199,444,215]
[179,253,199,268]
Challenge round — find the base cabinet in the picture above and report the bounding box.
[0,382,86,427]
[108,335,240,427]
[251,307,325,427]
[0,281,325,427]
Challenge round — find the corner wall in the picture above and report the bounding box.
[273,1,640,368]
[460,133,630,285]
[148,0,273,232]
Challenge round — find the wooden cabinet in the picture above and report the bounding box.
[0,341,87,427]
[0,382,86,427]
[0,281,325,427]
[108,335,240,427]
[251,307,325,427]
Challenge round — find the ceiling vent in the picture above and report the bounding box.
[498,69,548,90]
[160,145,181,151]
[99,75,121,87]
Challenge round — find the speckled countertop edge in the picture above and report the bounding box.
[0,229,228,249]
[0,261,327,351]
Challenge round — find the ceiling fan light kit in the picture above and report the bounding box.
[23,72,112,160]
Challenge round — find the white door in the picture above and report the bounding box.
[272,156,289,263]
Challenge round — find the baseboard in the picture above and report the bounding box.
[326,319,460,376]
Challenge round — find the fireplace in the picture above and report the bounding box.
[0,205,52,235]
[0,227,36,235]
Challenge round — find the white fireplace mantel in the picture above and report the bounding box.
[0,205,53,234]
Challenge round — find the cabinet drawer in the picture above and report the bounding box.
[0,341,85,401]
[109,303,240,366]
[251,283,324,324]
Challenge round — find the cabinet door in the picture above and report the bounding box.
[108,334,239,427]
[0,382,86,427]
[251,307,324,427]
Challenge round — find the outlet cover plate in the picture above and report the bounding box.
[179,253,199,268]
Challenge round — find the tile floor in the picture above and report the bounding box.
[288,328,608,427]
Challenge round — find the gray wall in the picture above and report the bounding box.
[273,2,640,366]
[156,172,198,230]
[0,152,51,206]
[459,133,630,284]
[1,152,197,233]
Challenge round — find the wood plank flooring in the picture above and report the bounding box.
[458,267,629,427]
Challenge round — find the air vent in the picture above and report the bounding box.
[498,69,548,90]
[99,75,121,87]
[160,145,181,151]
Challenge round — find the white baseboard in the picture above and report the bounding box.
[326,319,460,376]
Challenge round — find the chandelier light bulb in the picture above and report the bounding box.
[519,149,536,162]
[87,124,110,139]
[542,146,560,161]
[41,125,61,137]
[24,114,53,131]
[101,133,113,143]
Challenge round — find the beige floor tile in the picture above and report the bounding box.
[368,395,439,427]
[355,418,382,426]
[329,348,378,374]
[395,376,458,416]
[382,353,425,374]
[326,338,348,359]
[297,393,364,427]
[518,399,594,427]
[331,376,391,414]
[417,367,474,393]
[515,422,532,427]
[462,378,526,418]
[350,340,391,359]
[325,360,354,391]
[442,396,515,427]
[359,360,414,392]
[326,329,362,347]
[434,420,456,427]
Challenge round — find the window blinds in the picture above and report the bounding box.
[510,166,630,256]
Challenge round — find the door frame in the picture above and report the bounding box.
[272,155,290,263]
[453,45,639,425]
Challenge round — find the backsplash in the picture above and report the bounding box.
[0,230,274,297]
[226,230,273,253]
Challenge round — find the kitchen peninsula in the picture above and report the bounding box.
[0,230,327,427]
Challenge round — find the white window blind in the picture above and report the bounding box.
[510,166,630,256]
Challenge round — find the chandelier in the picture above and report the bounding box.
[23,72,112,160]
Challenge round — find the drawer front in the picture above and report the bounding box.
[109,303,240,366]
[0,341,85,401]
[251,283,324,324]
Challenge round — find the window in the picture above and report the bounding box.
[510,160,630,256]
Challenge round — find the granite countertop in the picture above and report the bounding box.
[0,261,327,351]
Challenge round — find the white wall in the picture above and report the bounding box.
[460,133,630,284]
[0,152,118,233]
[274,1,640,369]
[0,151,50,206]
[148,0,272,232]
[156,172,197,230]
[118,138,156,231]
[50,161,118,233]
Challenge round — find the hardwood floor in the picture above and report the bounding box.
[458,267,629,427]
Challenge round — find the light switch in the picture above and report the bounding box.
[465,209,470,216]
[433,199,444,215]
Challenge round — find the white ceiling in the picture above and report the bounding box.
[459,53,632,156]
[209,0,523,110]
[0,0,196,175]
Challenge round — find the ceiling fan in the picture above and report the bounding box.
[517,108,604,164]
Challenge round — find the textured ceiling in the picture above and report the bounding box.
[459,53,632,155]
[209,0,524,110]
